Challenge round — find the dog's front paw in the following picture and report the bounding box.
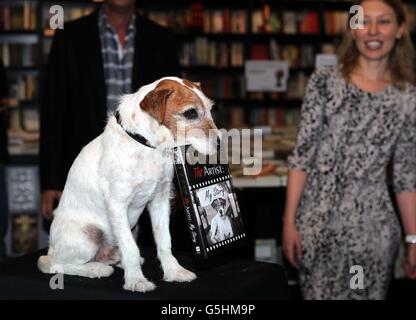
[164,266,197,283]
[87,264,114,278]
[123,277,156,292]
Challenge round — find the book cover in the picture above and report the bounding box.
[282,12,297,35]
[173,145,246,259]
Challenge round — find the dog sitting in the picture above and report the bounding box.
[37,77,220,292]
[209,198,234,243]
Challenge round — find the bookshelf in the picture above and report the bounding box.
[139,0,416,184]
[0,0,99,257]
[1,0,415,158]
[0,1,415,257]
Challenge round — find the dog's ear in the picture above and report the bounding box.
[183,79,201,90]
[140,88,173,125]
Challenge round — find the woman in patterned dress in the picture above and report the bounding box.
[282,0,416,299]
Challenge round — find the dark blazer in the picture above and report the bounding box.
[0,59,8,163]
[40,10,181,191]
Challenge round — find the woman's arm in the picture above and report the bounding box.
[397,192,416,236]
[282,69,327,268]
[396,192,416,279]
[282,169,308,268]
[283,169,308,225]
[393,94,416,279]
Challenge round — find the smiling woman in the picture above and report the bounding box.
[282,0,416,300]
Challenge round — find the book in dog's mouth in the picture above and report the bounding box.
[173,144,247,260]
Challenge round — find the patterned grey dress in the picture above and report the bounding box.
[288,67,416,300]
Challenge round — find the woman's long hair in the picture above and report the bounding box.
[337,0,415,89]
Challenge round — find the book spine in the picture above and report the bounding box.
[173,147,208,259]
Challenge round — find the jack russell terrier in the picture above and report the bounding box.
[210,198,234,243]
[38,77,220,292]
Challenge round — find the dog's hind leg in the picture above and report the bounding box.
[38,222,114,278]
[38,255,114,278]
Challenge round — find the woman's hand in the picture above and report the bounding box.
[405,244,416,279]
[282,222,303,269]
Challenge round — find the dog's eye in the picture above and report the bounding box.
[182,108,198,120]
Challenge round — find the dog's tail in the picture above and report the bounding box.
[37,255,54,274]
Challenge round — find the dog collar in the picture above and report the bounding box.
[114,111,156,149]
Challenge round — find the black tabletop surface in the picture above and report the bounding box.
[0,247,290,300]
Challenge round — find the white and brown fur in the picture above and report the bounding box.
[37,77,219,292]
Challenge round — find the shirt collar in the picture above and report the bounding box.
[98,6,136,35]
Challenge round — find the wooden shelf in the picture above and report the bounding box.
[182,65,313,73]
[233,175,287,189]
[181,65,244,72]
[141,0,247,8]
[19,100,38,109]
[7,153,39,164]
[5,66,39,73]
[176,32,247,40]
[0,30,37,35]
[250,33,320,43]
[252,0,353,10]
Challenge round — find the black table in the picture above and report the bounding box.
[0,247,290,300]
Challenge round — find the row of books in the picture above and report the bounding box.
[1,43,38,67]
[252,7,319,34]
[182,69,308,101]
[8,74,38,101]
[4,2,416,37]
[251,40,316,68]
[180,39,244,67]
[0,1,37,31]
[8,106,39,156]
[146,6,354,36]
[22,108,38,132]
[227,128,296,181]
[226,105,300,129]
[324,11,349,35]
[182,73,245,100]
[148,8,247,34]
[250,108,300,128]
[42,37,315,70]
[253,9,350,35]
